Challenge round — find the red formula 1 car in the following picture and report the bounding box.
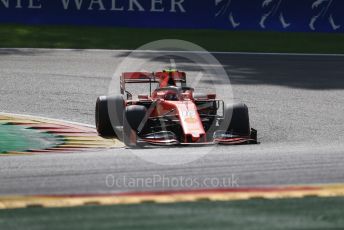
[95,69,257,147]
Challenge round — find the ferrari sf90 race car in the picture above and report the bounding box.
[95,69,257,147]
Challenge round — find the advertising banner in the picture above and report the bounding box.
[0,0,343,32]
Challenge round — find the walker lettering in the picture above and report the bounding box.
[0,0,186,12]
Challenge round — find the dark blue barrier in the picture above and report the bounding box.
[0,0,343,32]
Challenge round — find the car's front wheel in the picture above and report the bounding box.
[123,105,147,147]
[223,102,250,136]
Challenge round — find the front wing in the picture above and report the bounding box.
[136,129,258,146]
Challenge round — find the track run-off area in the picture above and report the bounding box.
[0,48,343,203]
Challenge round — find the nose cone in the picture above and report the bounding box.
[178,102,205,142]
[191,132,201,139]
[165,100,206,143]
[191,133,202,142]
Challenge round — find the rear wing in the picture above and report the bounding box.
[120,71,186,95]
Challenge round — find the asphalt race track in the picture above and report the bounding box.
[0,48,344,195]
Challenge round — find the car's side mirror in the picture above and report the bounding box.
[207,94,216,100]
[138,94,149,100]
[181,93,192,100]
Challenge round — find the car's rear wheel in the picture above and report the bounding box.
[123,105,147,147]
[223,103,250,136]
[95,95,124,137]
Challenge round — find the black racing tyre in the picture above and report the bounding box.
[95,95,124,137]
[223,103,250,136]
[123,105,147,147]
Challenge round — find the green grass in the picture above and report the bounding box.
[0,123,62,153]
[1,197,344,230]
[1,24,344,53]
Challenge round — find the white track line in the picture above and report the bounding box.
[0,112,95,128]
[1,48,344,57]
